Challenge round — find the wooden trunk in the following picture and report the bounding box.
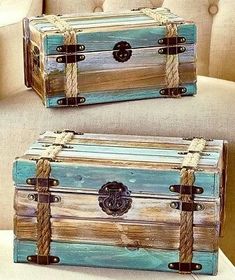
[13,131,227,274]
[23,8,197,107]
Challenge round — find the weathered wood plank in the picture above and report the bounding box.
[45,84,196,106]
[14,216,219,251]
[39,131,224,149]
[30,141,219,163]
[14,190,220,226]
[45,63,196,94]
[44,46,196,74]
[26,145,218,167]
[43,23,195,55]
[14,239,218,275]
[13,159,220,197]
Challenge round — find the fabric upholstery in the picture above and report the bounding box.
[209,0,235,81]
[0,76,235,261]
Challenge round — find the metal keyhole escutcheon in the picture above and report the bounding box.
[113,41,132,62]
[98,181,132,216]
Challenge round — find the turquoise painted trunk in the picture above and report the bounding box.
[23,8,197,107]
[13,131,227,274]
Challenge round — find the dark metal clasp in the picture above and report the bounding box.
[160,87,187,97]
[158,46,186,55]
[169,185,204,195]
[113,41,132,62]
[56,54,85,63]
[98,181,132,216]
[158,36,186,45]
[26,177,59,188]
[57,96,86,106]
[56,44,85,53]
[168,262,202,272]
[170,201,204,211]
[27,255,60,265]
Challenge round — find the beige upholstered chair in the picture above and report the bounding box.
[0,0,235,263]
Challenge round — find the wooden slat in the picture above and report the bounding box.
[14,239,218,274]
[13,159,220,197]
[45,64,196,94]
[44,46,196,74]
[45,84,196,107]
[14,190,220,226]
[39,131,224,149]
[14,216,218,251]
[42,23,195,55]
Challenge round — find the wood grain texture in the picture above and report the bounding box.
[13,159,220,198]
[14,190,220,226]
[14,216,219,251]
[45,63,196,95]
[46,84,196,107]
[44,46,196,74]
[39,131,224,149]
[14,239,218,275]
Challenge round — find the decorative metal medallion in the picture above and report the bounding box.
[113,41,132,62]
[98,181,132,216]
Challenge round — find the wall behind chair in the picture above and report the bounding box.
[44,0,235,82]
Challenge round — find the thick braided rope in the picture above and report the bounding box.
[45,15,78,98]
[141,8,179,90]
[36,158,51,256]
[35,132,74,258]
[179,138,206,272]
[179,168,194,267]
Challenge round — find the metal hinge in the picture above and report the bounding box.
[170,201,204,211]
[56,44,85,53]
[57,96,86,106]
[168,262,202,272]
[26,177,59,188]
[56,54,85,63]
[160,87,187,97]
[27,193,61,203]
[27,255,60,265]
[169,185,204,195]
[158,46,186,55]
[158,36,186,45]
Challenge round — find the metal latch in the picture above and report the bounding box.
[158,46,186,55]
[57,96,86,106]
[113,41,132,62]
[98,181,132,216]
[158,36,186,45]
[56,54,85,63]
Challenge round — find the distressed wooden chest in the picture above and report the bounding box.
[13,131,227,275]
[23,8,197,107]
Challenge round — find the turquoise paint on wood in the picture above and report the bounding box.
[43,24,196,55]
[45,83,197,107]
[14,239,218,275]
[13,158,219,198]
[44,44,196,74]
